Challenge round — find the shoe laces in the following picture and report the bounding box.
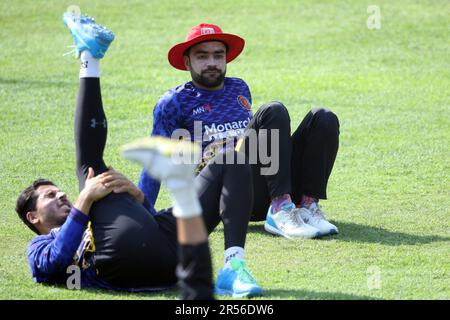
[290,207,307,226]
[230,259,257,284]
[62,45,77,57]
[310,204,327,221]
[278,204,305,227]
[288,209,306,227]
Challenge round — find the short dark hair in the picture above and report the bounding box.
[16,179,56,235]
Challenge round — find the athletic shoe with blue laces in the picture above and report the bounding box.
[62,12,114,59]
[264,203,320,239]
[215,258,263,298]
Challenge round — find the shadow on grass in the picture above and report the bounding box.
[75,285,180,299]
[44,283,380,300]
[89,288,381,300]
[263,289,382,300]
[247,222,450,246]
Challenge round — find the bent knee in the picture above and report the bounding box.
[311,108,340,133]
[263,101,289,118]
[256,101,290,123]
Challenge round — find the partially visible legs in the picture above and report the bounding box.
[290,107,340,204]
[71,50,180,291]
[196,149,253,250]
[74,76,109,190]
[67,10,113,189]
[242,101,292,207]
[65,11,218,299]
[65,13,195,293]
[195,149,263,298]
[122,137,216,299]
[124,142,263,298]
[241,101,340,238]
[240,102,319,239]
[290,108,340,235]
[176,216,214,300]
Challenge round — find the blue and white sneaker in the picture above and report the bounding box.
[264,203,320,239]
[63,12,114,59]
[215,258,263,298]
[298,203,339,236]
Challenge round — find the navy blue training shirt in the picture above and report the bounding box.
[138,77,253,210]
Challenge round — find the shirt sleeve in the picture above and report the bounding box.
[26,207,89,283]
[243,80,252,106]
[138,168,159,215]
[152,93,183,138]
[138,93,183,211]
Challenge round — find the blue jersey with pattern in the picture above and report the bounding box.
[138,77,253,210]
[26,207,172,291]
[26,207,108,289]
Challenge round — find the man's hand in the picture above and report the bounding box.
[83,167,114,201]
[99,167,145,204]
[75,167,114,215]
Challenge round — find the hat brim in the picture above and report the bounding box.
[168,33,245,71]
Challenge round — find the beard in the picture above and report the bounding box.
[50,203,72,226]
[190,67,226,88]
[55,207,71,223]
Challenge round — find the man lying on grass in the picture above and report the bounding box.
[14,12,262,299]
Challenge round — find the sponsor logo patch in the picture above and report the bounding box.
[201,27,215,35]
[203,117,251,141]
[192,103,212,115]
[237,95,251,112]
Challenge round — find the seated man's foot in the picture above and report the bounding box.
[63,11,114,58]
[215,258,263,298]
[121,136,200,183]
[298,203,339,236]
[264,203,320,239]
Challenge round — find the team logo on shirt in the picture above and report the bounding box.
[237,95,251,112]
[192,103,212,115]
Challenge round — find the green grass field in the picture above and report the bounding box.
[1,0,449,300]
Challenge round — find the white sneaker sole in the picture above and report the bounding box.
[215,287,263,298]
[264,222,320,240]
[317,228,339,237]
[303,222,339,237]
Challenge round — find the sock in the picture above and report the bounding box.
[224,246,244,269]
[177,242,214,300]
[271,194,293,214]
[79,50,100,78]
[166,179,202,219]
[301,195,318,209]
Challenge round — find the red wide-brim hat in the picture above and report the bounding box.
[168,23,245,71]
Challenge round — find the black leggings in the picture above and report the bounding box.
[241,102,340,221]
[196,149,253,249]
